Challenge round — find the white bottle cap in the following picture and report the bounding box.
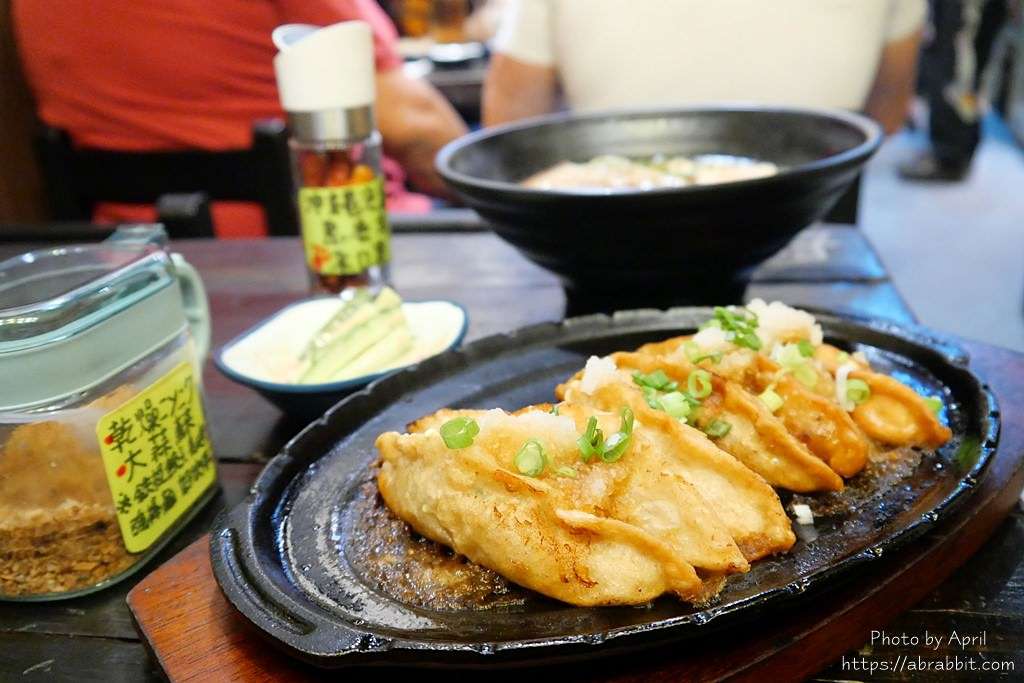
[273,21,375,113]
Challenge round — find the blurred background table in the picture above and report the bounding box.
[0,224,1021,681]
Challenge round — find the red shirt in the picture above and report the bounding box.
[13,0,408,238]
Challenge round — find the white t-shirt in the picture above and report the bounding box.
[493,0,926,111]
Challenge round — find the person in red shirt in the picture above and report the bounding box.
[12,0,467,237]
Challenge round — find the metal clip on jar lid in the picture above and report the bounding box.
[273,21,376,143]
[0,226,207,411]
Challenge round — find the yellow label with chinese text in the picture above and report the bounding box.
[95,361,217,553]
[298,179,390,276]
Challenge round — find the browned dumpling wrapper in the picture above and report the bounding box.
[621,350,852,487]
[570,351,844,493]
[644,332,952,457]
[814,345,953,448]
[638,337,872,478]
[557,364,797,559]
[377,404,753,607]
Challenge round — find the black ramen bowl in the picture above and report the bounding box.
[436,105,882,294]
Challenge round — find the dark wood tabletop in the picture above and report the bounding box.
[0,226,1021,681]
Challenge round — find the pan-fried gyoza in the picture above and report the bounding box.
[628,300,950,468]
[374,301,952,607]
[378,404,763,606]
[557,353,844,493]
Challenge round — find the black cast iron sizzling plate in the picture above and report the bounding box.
[211,308,999,669]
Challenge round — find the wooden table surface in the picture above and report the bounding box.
[1,227,1021,681]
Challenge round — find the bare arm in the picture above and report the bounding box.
[375,69,468,197]
[864,29,923,134]
[482,53,558,127]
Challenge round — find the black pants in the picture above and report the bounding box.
[921,0,1007,165]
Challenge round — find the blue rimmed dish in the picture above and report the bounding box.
[214,298,468,419]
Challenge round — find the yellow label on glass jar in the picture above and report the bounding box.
[95,361,216,553]
[298,178,390,276]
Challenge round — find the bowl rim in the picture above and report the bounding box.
[213,298,469,396]
[435,103,883,198]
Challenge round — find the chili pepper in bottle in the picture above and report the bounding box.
[273,21,391,295]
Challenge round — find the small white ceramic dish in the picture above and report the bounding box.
[214,298,467,418]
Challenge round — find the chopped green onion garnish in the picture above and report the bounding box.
[620,406,635,435]
[600,432,629,462]
[740,335,761,352]
[555,465,578,479]
[683,341,721,364]
[954,435,981,470]
[658,391,692,420]
[924,396,943,415]
[704,419,732,439]
[579,407,634,464]
[710,306,762,351]
[769,342,820,389]
[736,331,761,350]
[759,388,784,412]
[440,417,479,449]
[577,416,603,462]
[600,407,635,463]
[632,369,677,392]
[846,378,871,405]
[794,364,818,388]
[515,439,547,477]
[837,351,850,364]
[549,405,559,415]
[687,370,713,399]
[774,343,805,369]
[641,386,662,409]
[577,437,597,461]
[713,306,736,325]
[647,370,671,389]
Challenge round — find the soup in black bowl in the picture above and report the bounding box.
[436,105,882,295]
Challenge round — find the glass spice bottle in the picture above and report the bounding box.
[0,226,218,600]
[274,21,392,295]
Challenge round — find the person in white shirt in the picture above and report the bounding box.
[483,0,926,133]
